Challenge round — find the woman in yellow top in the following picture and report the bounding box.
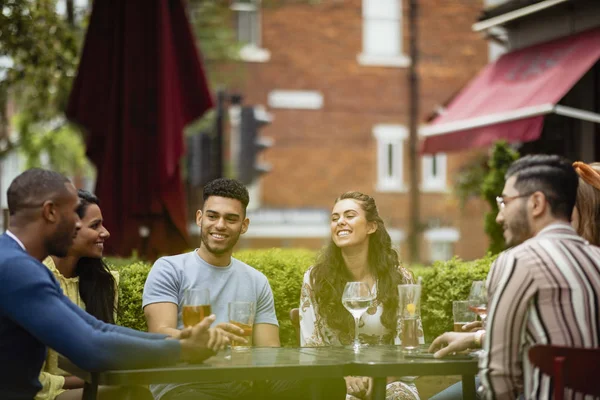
[38,189,117,400]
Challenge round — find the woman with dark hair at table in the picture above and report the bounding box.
[300,191,424,400]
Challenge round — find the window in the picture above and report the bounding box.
[374,125,407,192]
[358,0,410,67]
[231,0,270,62]
[425,228,460,263]
[421,153,447,192]
[268,90,324,110]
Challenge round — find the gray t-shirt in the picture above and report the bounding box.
[142,250,278,399]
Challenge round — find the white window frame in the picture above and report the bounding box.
[374,124,407,192]
[421,153,447,192]
[425,227,460,263]
[357,0,410,68]
[231,0,271,63]
[267,90,324,110]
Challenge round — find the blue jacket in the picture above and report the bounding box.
[0,233,181,399]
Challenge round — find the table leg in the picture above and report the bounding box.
[462,374,476,400]
[372,377,386,400]
[82,373,98,400]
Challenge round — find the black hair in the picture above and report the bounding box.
[505,154,578,220]
[74,190,116,324]
[7,168,70,216]
[202,178,250,211]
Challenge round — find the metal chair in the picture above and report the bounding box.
[290,307,300,345]
[528,345,600,400]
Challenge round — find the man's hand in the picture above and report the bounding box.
[461,320,483,332]
[428,331,477,358]
[179,315,228,363]
[215,322,249,346]
[345,376,369,399]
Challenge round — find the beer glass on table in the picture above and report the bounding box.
[452,300,476,332]
[182,288,211,328]
[342,282,374,353]
[228,301,255,352]
[468,281,488,325]
[398,284,421,354]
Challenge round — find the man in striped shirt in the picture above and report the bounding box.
[430,155,600,399]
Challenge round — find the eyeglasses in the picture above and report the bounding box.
[496,193,533,209]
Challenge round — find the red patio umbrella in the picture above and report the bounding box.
[66,0,214,258]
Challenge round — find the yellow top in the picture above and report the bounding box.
[36,257,119,400]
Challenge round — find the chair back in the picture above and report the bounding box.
[528,345,600,400]
[290,308,300,345]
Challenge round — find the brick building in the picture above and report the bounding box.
[194,0,496,263]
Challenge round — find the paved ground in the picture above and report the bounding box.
[416,376,461,399]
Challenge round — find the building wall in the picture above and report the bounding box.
[227,0,491,262]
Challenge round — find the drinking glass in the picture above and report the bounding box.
[468,281,488,325]
[342,282,374,352]
[182,288,211,328]
[398,284,422,354]
[452,300,476,332]
[228,301,255,352]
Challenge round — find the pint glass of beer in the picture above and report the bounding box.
[452,300,476,332]
[182,288,211,328]
[228,301,255,351]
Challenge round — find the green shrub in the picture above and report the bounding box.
[110,250,496,346]
[414,254,496,342]
[112,261,152,332]
[234,248,316,346]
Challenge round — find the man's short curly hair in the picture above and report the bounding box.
[202,178,249,211]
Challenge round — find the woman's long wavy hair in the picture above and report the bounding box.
[75,190,116,324]
[310,191,411,340]
[574,163,600,246]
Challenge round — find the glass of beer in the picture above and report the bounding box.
[398,284,421,354]
[228,301,255,352]
[182,288,211,328]
[452,300,476,332]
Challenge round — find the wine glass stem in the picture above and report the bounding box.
[354,317,360,347]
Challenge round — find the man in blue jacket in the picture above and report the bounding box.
[0,169,231,400]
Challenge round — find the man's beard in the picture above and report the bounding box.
[47,219,75,257]
[505,204,532,247]
[200,229,241,255]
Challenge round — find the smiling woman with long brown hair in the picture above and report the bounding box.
[299,191,423,400]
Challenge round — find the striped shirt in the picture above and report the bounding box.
[479,223,600,400]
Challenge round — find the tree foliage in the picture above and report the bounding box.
[0,0,243,175]
[481,141,519,254]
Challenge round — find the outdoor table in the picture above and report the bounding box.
[59,346,479,400]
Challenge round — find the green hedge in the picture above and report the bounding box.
[110,250,495,346]
[415,254,495,342]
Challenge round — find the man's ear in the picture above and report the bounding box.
[241,218,250,235]
[530,192,548,218]
[195,210,203,227]
[41,201,57,223]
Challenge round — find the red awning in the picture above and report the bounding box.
[421,28,600,154]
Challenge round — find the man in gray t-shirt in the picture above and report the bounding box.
[142,178,345,400]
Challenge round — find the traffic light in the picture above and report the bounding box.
[187,130,220,188]
[238,105,274,185]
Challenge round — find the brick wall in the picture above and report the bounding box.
[224,0,491,262]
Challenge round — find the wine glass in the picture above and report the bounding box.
[468,281,488,325]
[342,282,374,352]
